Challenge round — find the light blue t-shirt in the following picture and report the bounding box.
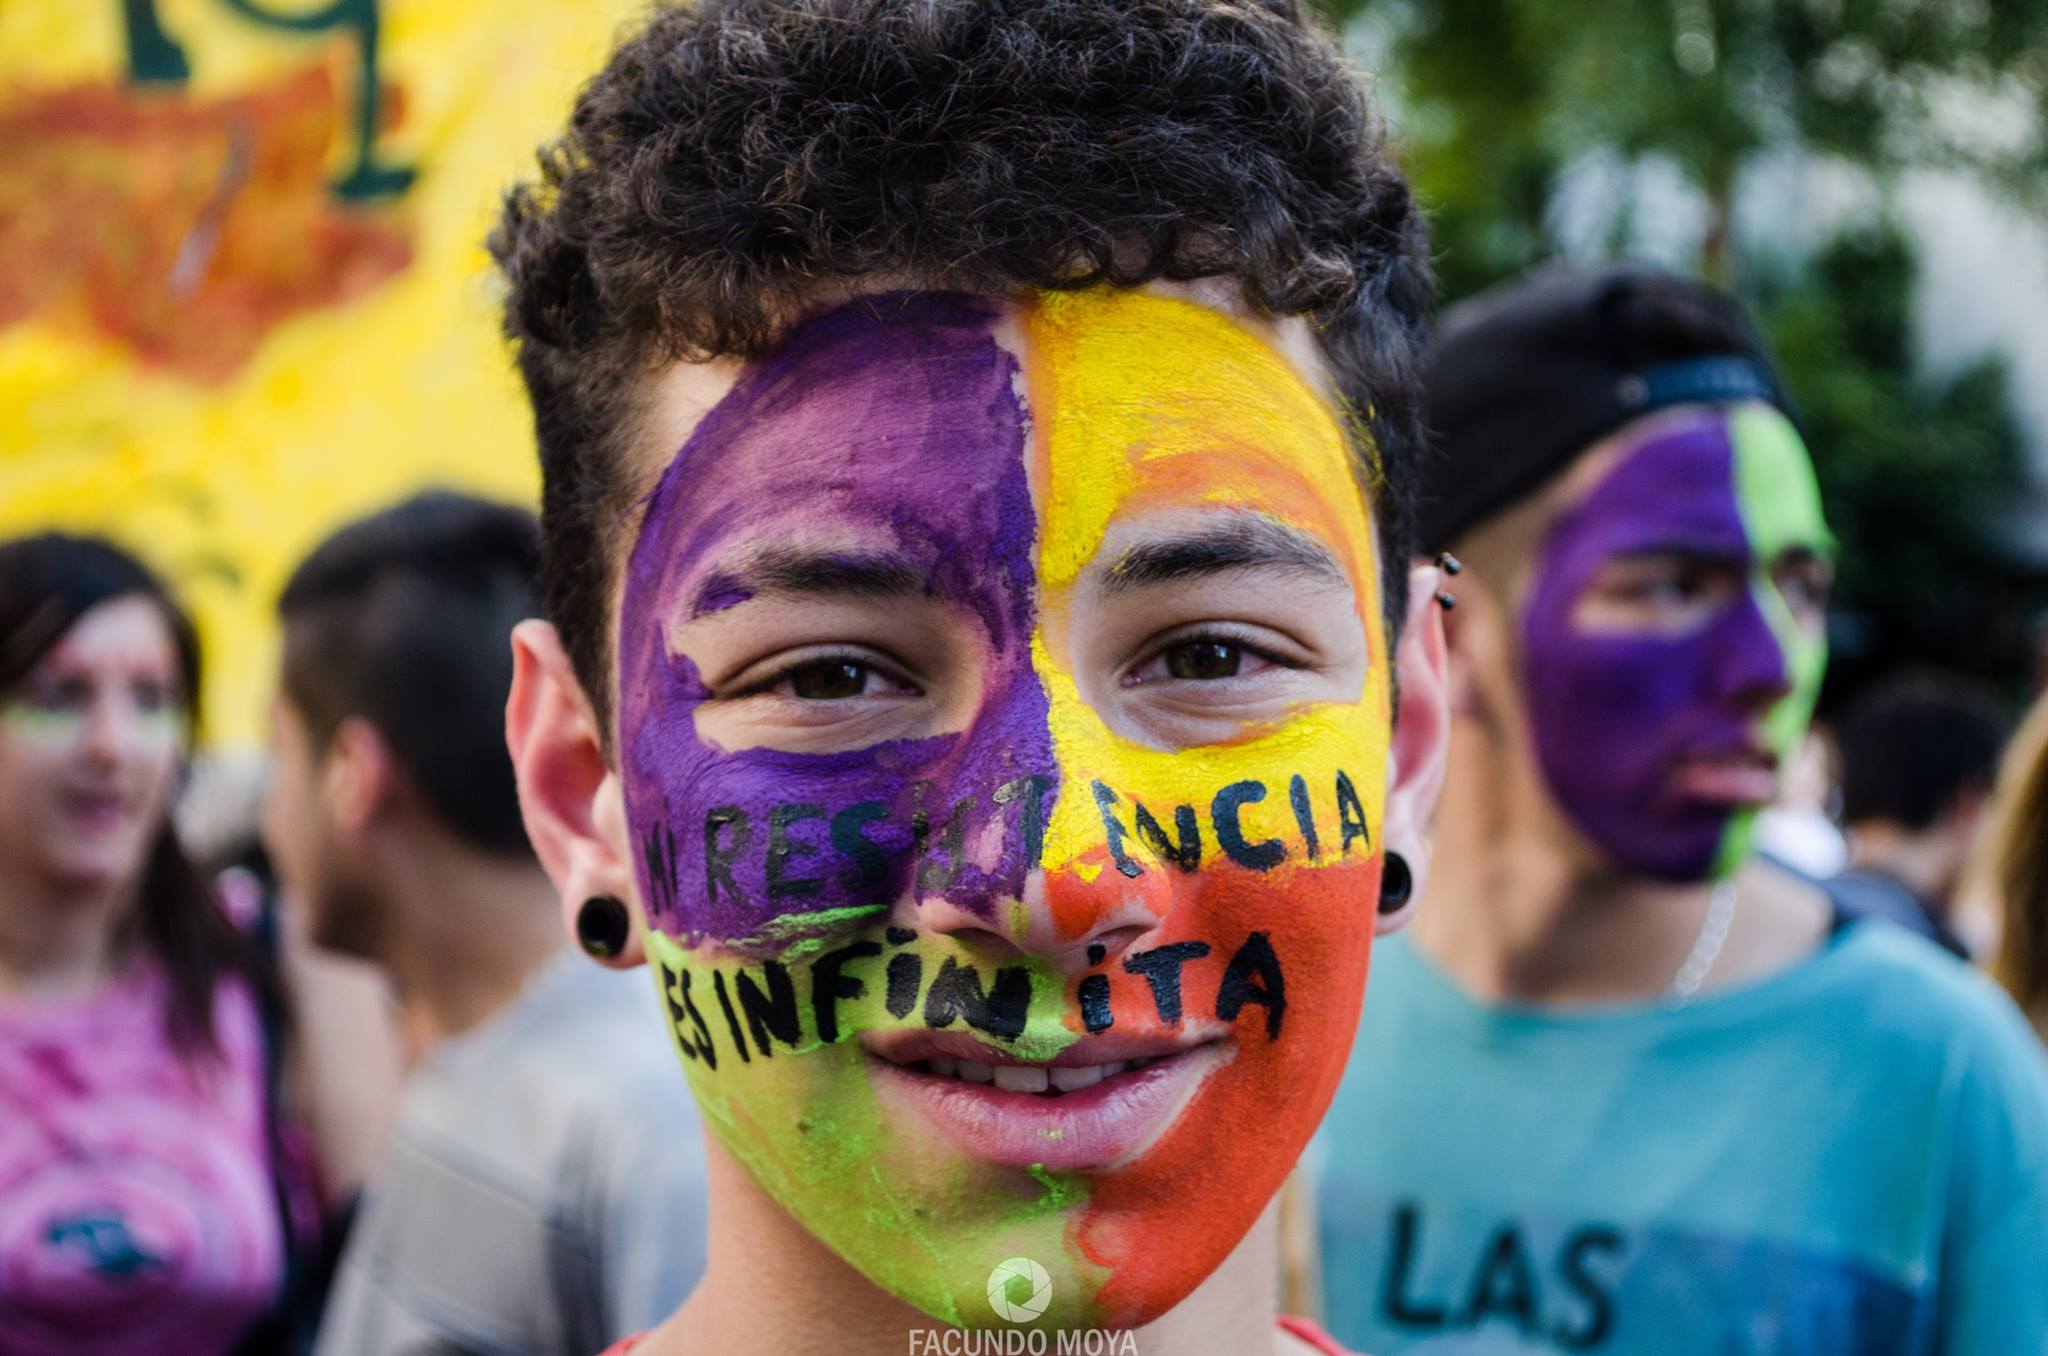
[1312,920,2048,1355]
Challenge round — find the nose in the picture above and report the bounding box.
[1708,583,1794,715]
[913,869,1167,975]
[80,692,136,764]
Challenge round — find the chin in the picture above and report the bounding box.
[1596,804,1753,883]
[660,851,1382,1334]
[811,1116,1283,1333]
[44,847,147,897]
[692,989,1348,1334]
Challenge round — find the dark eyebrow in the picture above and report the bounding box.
[1605,535,1834,568]
[1099,515,1346,596]
[691,547,924,617]
[1604,542,1747,567]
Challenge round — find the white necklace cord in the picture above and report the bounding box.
[1663,878,1737,1005]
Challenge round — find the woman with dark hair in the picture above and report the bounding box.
[0,534,316,1355]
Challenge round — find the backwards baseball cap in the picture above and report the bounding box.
[1417,263,1794,551]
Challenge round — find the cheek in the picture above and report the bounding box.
[1520,548,1704,774]
[1529,628,1696,731]
[1076,855,1378,1325]
[1034,615,1391,941]
[131,734,181,801]
[0,740,41,845]
[0,720,71,812]
[1033,657,1389,1322]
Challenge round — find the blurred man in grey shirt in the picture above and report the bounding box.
[263,492,706,1355]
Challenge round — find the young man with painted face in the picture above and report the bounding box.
[1314,265,2048,1355]
[491,1,1453,1351]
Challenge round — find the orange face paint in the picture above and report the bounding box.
[1023,289,1390,1324]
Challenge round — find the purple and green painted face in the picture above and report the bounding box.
[614,288,1394,1329]
[1519,404,1831,882]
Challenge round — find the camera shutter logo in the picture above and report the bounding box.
[986,1256,1052,1322]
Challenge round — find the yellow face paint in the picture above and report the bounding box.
[1026,288,1390,890]
[1019,289,1392,1319]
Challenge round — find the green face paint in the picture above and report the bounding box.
[1731,403,1831,749]
[646,931,1100,1326]
[1,687,187,748]
[1710,405,1832,876]
[1,702,86,741]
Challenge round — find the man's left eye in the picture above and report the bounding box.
[1165,640,1244,681]
[1128,636,1284,686]
[1773,559,1833,615]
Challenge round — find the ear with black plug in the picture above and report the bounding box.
[1378,560,1454,933]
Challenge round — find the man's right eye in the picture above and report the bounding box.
[786,660,871,700]
[22,677,91,712]
[1608,559,1724,607]
[767,657,922,701]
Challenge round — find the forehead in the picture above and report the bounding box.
[623,286,1374,607]
[627,293,1028,609]
[1543,402,1827,555]
[1024,288,1373,594]
[36,596,178,674]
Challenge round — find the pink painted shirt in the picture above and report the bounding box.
[0,961,286,1355]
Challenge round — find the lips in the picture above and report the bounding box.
[1667,744,1779,808]
[57,786,135,833]
[861,1029,1228,1173]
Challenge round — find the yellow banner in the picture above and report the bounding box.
[0,0,640,744]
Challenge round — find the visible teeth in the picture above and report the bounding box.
[912,1056,1156,1091]
[1049,1065,1105,1092]
[993,1065,1050,1094]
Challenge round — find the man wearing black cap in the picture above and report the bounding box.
[1311,265,2048,1355]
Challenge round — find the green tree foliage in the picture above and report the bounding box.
[1757,223,2037,696]
[1339,0,2048,289]
[1329,0,2048,693]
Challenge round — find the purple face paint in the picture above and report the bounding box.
[617,293,1057,950]
[1519,412,1792,881]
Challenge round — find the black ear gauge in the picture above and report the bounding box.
[1435,552,1462,576]
[1377,852,1413,914]
[576,895,632,959]
[1436,591,1458,610]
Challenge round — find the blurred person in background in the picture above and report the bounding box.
[0,534,320,1355]
[1830,672,2010,957]
[1986,690,2048,1038]
[262,492,706,1356]
[1313,265,2048,1355]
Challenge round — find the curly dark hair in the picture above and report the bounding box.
[491,0,1432,733]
